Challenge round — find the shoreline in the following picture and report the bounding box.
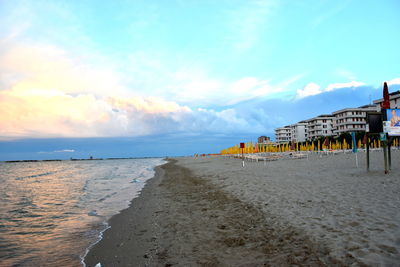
[81,221,110,267]
[84,161,167,266]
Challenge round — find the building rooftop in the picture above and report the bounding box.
[373,90,400,103]
[305,114,334,121]
[332,105,376,114]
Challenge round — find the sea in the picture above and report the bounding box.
[0,158,165,267]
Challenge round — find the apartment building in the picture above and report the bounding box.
[273,90,398,141]
[306,115,334,140]
[332,105,376,136]
[373,90,400,110]
[275,126,291,143]
[257,136,271,143]
[290,121,308,142]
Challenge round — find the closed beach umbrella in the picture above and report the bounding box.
[381,82,390,109]
[362,134,367,145]
[324,137,329,149]
[351,132,357,153]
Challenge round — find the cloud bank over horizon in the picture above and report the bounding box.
[0,39,399,140]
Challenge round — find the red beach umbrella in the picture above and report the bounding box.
[362,134,367,145]
[290,142,295,150]
[324,136,329,148]
[381,82,390,109]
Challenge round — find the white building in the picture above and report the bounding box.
[275,126,291,143]
[306,115,334,140]
[290,121,308,143]
[373,90,400,110]
[332,105,376,136]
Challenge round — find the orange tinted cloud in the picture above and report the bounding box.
[0,41,265,140]
[0,42,193,139]
[0,87,193,139]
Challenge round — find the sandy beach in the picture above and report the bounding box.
[85,150,400,266]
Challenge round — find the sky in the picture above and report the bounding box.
[1,0,400,160]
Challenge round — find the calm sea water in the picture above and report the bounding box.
[0,158,164,267]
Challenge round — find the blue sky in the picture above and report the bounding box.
[0,0,399,160]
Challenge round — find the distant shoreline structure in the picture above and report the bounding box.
[2,157,163,163]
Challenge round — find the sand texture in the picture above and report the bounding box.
[85,150,400,266]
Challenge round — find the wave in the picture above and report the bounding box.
[15,171,56,181]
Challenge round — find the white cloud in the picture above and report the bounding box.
[0,42,126,97]
[311,2,348,28]
[37,149,75,154]
[0,86,195,139]
[296,80,366,99]
[0,38,277,139]
[296,82,322,98]
[166,69,283,106]
[387,78,400,86]
[336,69,356,81]
[54,149,75,153]
[325,81,365,92]
[279,74,306,87]
[225,0,277,50]
[0,81,269,140]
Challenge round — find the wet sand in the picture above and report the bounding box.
[85,150,400,266]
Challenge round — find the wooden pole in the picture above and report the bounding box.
[388,137,392,170]
[242,147,244,167]
[366,135,370,171]
[383,140,389,174]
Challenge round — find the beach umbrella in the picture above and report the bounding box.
[362,134,367,145]
[324,137,330,149]
[381,82,391,109]
[351,132,358,153]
